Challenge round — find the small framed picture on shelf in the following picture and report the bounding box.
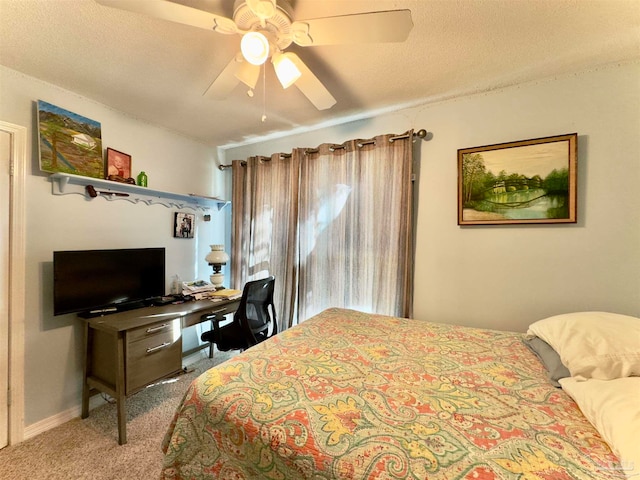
[105,148,132,180]
[174,212,195,238]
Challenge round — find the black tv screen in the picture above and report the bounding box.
[53,247,165,316]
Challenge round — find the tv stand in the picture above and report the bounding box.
[80,297,240,445]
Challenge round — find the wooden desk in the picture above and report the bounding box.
[80,297,240,445]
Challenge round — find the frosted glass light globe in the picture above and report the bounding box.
[205,245,229,265]
[205,245,229,288]
[241,32,269,66]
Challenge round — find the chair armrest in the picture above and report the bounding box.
[200,310,228,337]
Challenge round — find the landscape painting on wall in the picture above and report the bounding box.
[458,133,577,225]
[37,100,104,178]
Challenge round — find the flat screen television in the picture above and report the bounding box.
[53,247,166,317]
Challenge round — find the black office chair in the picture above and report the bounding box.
[200,276,277,354]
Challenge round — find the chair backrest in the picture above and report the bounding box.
[235,276,277,344]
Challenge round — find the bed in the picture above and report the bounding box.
[161,308,639,479]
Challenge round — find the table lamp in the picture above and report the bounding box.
[205,244,230,288]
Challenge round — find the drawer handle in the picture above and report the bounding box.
[201,307,228,320]
[146,323,169,334]
[146,342,171,354]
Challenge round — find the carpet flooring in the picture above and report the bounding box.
[0,351,237,480]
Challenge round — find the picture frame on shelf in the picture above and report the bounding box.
[37,100,104,178]
[458,133,577,226]
[105,148,132,181]
[174,212,195,238]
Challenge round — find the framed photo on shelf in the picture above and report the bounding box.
[105,148,132,180]
[458,133,577,226]
[174,212,195,238]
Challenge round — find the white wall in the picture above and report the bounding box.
[2,60,639,433]
[223,61,640,332]
[0,67,227,427]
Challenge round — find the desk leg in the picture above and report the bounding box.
[209,319,214,358]
[115,333,127,445]
[81,323,91,419]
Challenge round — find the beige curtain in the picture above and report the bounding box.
[231,130,415,330]
[230,153,300,332]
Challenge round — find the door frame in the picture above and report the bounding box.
[1,120,26,445]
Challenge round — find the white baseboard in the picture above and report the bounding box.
[183,349,209,367]
[23,352,208,442]
[23,395,106,441]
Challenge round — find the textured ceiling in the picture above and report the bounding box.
[1,0,639,149]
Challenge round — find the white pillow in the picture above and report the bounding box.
[527,312,640,380]
[560,376,640,479]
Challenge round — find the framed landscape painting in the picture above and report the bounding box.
[37,100,104,178]
[458,133,577,225]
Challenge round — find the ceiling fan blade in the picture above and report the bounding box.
[287,54,336,111]
[203,55,242,99]
[95,0,237,34]
[291,10,412,46]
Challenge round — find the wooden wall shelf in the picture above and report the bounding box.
[49,173,229,212]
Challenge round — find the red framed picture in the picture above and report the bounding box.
[105,148,132,180]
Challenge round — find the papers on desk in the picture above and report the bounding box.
[209,289,242,300]
[181,281,242,301]
[182,280,216,300]
[182,280,215,294]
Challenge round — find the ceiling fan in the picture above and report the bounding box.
[95,0,413,110]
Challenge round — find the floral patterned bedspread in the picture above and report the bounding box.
[161,308,624,479]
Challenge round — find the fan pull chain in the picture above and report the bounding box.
[261,64,267,122]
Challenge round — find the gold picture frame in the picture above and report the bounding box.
[458,133,577,225]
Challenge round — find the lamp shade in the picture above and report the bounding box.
[205,244,229,265]
[273,52,302,89]
[241,32,270,66]
[235,59,260,89]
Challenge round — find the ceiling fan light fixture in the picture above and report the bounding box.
[273,52,302,89]
[246,0,276,21]
[241,31,270,65]
[235,59,260,89]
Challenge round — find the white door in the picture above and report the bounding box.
[0,129,10,449]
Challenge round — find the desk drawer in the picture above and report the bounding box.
[128,318,178,343]
[182,300,240,328]
[126,323,182,394]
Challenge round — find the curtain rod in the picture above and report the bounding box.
[218,129,428,170]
